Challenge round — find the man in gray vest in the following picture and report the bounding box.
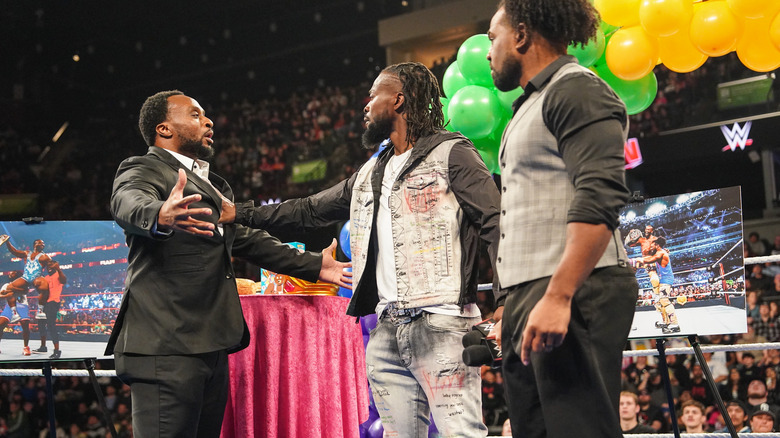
[486,1,638,437]
[223,62,500,437]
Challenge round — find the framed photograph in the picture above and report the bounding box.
[618,187,746,339]
[0,221,127,361]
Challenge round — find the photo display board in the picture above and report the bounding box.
[618,187,747,339]
[0,221,127,361]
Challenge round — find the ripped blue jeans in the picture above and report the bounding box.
[366,312,488,438]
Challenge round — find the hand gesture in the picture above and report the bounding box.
[158,169,216,236]
[520,293,571,365]
[318,238,353,289]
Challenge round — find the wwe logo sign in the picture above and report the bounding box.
[720,121,753,151]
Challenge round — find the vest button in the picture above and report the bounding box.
[498,257,502,263]
[502,187,506,193]
[502,210,506,215]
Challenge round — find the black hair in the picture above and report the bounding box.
[500,0,600,49]
[381,62,444,146]
[138,90,184,146]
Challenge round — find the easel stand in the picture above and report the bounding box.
[41,358,118,438]
[654,336,738,438]
[655,338,681,437]
[688,335,738,438]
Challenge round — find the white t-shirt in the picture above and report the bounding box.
[374,148,479,318]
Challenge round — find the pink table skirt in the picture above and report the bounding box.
[221,295,369,438]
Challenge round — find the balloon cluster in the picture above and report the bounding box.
[442,34,520,175]
[595,0,780,77]
[442,2,780,175]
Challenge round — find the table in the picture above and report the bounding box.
[221,295,369,438]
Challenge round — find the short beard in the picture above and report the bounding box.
[181,138,214,160]
[361,117,393,150]
[492,58,523,92]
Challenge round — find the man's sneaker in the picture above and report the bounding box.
[10,313,21,323]
[33,346,47,353]
[655,321,668,328]
[49,350,61,360]
[36,311,46,320]
[23,346,31,356]
[662,325,681,335]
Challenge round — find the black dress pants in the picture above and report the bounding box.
[501,265,637,438]
[115,350,229,438]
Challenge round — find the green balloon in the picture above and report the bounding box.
[567,29,606,68]
[443,62,469,98]
[473,139,500,174]
[494,114,510,143]
[495,86,524,114]
[449,85,503,140]
[441,97,456,132]
[473,134,499,152]
[593,64,658,115]
[600,21,620,37]
[592,31,613,70]
[457,34,493,87]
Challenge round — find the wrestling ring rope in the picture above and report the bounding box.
[0,255,776,438]
[0,254,774,375]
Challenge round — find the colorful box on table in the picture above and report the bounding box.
[260,242,338,296]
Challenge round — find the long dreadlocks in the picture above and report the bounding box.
[381,62,444,146]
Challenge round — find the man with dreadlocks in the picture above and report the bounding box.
[486,0,638,437]
[222,62,500,436]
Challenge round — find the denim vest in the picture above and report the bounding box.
[350,139,463,309]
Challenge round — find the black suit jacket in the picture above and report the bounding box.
[106,146,321,356]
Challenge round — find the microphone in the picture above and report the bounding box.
[461,318,502,367]
[462,330,484,347]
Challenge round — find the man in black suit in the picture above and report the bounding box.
[108,90,351,438]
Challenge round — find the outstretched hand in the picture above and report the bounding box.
[158,169,216,236]
[319,238,353,289]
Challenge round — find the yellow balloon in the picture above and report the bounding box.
[771,11,780,51]
[595,0,641,27]
[689,1,743,56]
[606,26,659,80]
[736,16,780,72]
[727,0,772,19]
[659,25,708,72]
[639,0,694,37]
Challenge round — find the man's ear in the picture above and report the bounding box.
[515,23,530,53]
[394,92,405,113]
[156,122,173,139]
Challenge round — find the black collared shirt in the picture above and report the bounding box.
[513,55,630,229]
